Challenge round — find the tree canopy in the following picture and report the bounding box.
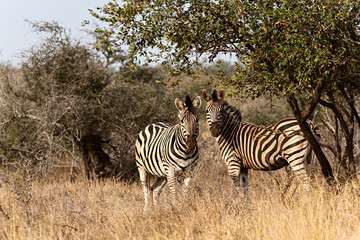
[90,0,360,96]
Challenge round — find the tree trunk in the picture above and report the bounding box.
[319,98,357,179]
[286,92,335,186]
[339,87,358,175]
[334,117,342,165]
[77,135,115,180]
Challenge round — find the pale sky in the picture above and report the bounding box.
[0,0,107,65]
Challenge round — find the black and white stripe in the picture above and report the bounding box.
[135,95,201,209]
[202,89,316,196]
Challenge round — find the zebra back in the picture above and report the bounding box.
[219,102,315,171]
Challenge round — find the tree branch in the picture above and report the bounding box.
[301,79,326,119]
[339,86,360,129]
[0,142,32,155]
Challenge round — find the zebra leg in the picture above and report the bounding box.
[166,167,177,202]
[183,175,192,190]
[138,167,151,211]
[152,177,167,205]
[240,167,249,197]
[288,158,311,191]
[183,162,197,191]
[281,165,294,198]
[227,164,241,198]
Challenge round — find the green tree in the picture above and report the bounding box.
[91,0,360,183]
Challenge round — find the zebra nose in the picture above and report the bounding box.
[211,121,220,125]
[186,135,197,150]
[187,135,196,141]
[210,122,220,137]
[185,134,196,140]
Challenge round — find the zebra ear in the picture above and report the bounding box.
[175,98,184,111]
[192,96,202,109]
[218,89,225,101]
[202,89,211,102]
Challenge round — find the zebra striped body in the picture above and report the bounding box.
[135,122,199,176]
[135,95,201,210]
[218,113,310,173]
[203,89,315,196]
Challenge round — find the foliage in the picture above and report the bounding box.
[90,0,360,97]
[0,22,113,179]
[89,0,244,73]
[231,0,360,99]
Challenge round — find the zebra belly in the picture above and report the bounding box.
[137,153,197,177]
[136,151,167,177]
[245,156,288,171]
[167,156,198,172]
[239,135,305,171]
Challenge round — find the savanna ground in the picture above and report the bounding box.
[0,94,357,240]
[1,123,360,240]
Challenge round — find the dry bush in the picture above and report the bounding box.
[234,94,293,125]
[0,22,211,183]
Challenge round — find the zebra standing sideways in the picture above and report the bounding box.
[202,89,317,197]
[135,95,201,210]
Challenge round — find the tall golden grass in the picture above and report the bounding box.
[1,165,359,239]
[0,129,359,240]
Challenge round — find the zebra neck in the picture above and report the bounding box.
[216,111,239,143]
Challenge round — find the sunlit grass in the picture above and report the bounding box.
[1,151,359,240]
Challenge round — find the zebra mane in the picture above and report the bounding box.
[184,95,196,112]
[222,101,289,135]
[220,100,313,139]
[221,101,300,136]
[222,101,242,122]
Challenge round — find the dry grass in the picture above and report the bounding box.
[1,129,360,240]
[1,168,360,239]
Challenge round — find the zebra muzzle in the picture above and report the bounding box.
[186,136,197,150]
[210,123,220,137]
